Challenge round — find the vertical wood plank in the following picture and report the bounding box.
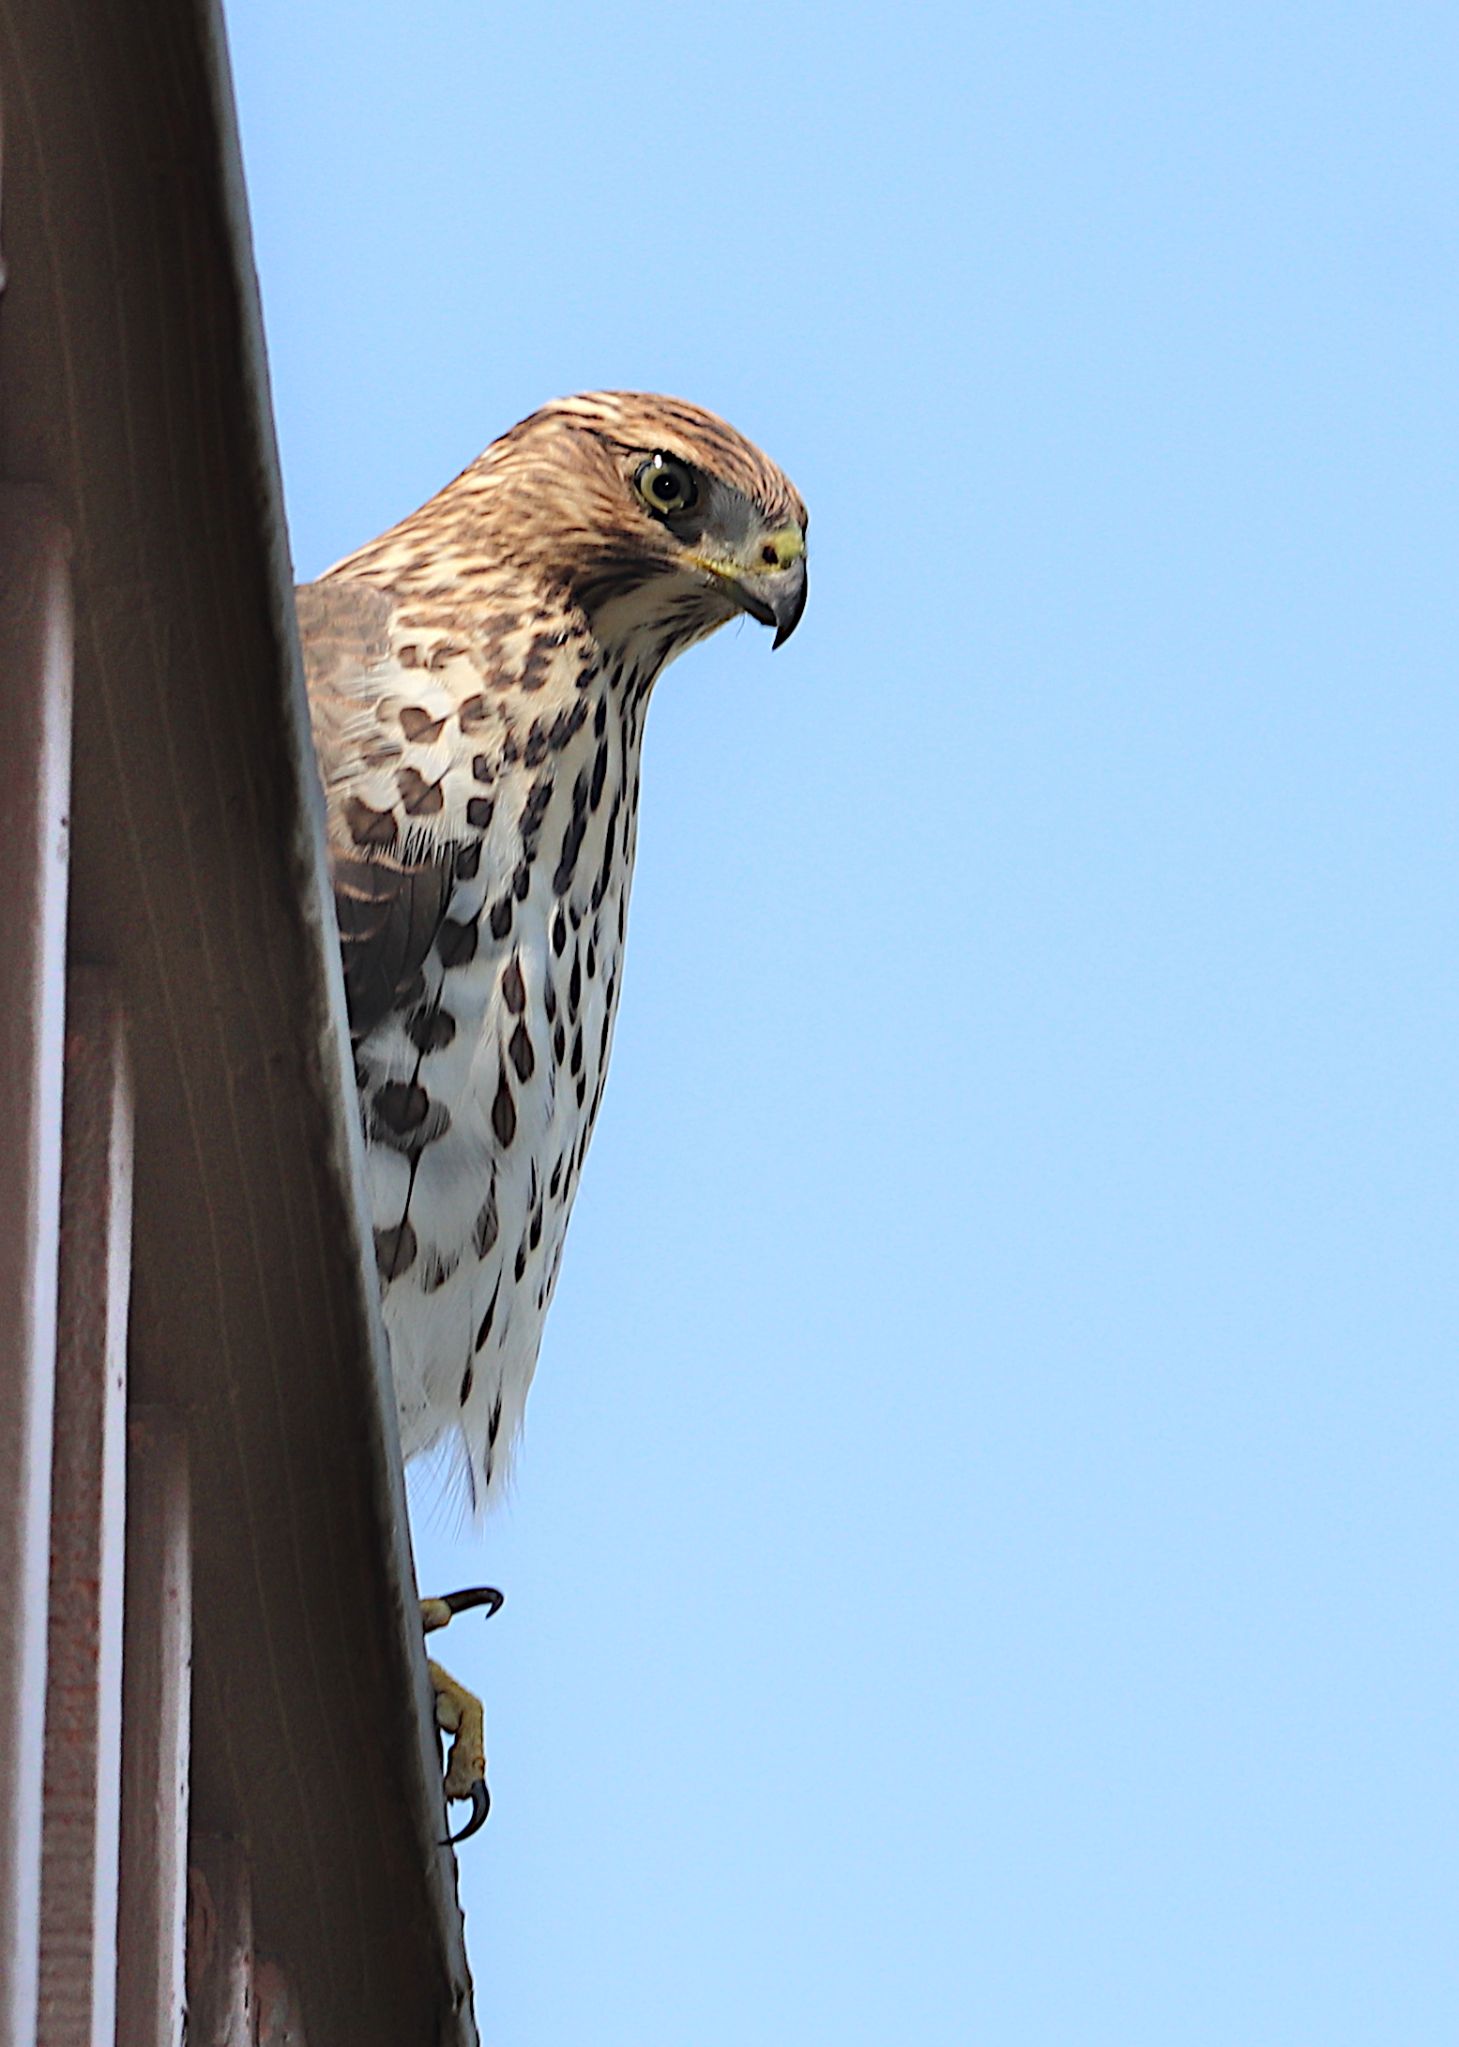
[38,976,132,2047]
[186,1836,255,2047]
[0,489,73,2047]
[115,1409,191,2047]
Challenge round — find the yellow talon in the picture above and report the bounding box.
[419,1587,502,1844]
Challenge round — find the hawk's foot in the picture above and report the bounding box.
[422,1587,503,1845]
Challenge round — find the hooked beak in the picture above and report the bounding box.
[725,552,808,649]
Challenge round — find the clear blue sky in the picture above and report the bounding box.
[225,5,1457,2040]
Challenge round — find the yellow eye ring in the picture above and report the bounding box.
[636,454,697,518]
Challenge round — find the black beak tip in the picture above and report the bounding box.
[771,565,808,650]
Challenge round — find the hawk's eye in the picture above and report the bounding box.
[635,455,697,518]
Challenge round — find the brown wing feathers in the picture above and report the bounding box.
[296,579,458,1046]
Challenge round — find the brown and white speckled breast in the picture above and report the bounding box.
[305,579,650,1509]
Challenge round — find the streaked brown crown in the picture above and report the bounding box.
[490,391,806,531]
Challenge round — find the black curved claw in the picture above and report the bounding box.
[446,1778,491,1846]
[440,1586,504,1619]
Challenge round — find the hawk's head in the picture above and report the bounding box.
[485,392,807,653]
[444,391,808,659]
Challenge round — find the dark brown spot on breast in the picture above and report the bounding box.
[459,1363,474,1406]
[520,778,554,848]
[467,796,495,829]
[421,1249,458,1294]
[407,1005,456,1053]
[489,895,513,941]
[472,753,493,782]
[459,694,488,732]
[455,841,481,880]
[509,1021,535,1081]
[374,1219,417,1279]
[397,766,444,816]
[372,1082,450,1152]
[552,909,567,955]
[519,638,552,692]
[438,916,479,967]
[373,1081,430,1134]
[592,805,619,910]
[549,701,590,750]
[492,1072,517,1147]
[474,1277,501,1351]
[502,958,526,1014]
[399,706,445,743]
[344,796,398,849]
[553,773,590,894]
[474,1188,499,1256]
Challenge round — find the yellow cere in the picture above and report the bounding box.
[693,527,805,582]
[758,526,806,570]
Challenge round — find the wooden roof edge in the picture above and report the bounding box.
[192,9,481,2038]
[0,0,480,2035]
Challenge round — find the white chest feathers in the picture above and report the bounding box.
[358,676,646,1511]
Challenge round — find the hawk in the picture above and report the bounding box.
[299,392,807,1831]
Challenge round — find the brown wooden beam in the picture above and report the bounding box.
[0,490,72,2047]
[38,973,132,2047]
[115,1409,191,2047]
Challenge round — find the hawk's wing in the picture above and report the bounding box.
[297,579,458,1045]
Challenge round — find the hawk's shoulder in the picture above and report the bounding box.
[298,570,598,1046]
[298,576,460,1045]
